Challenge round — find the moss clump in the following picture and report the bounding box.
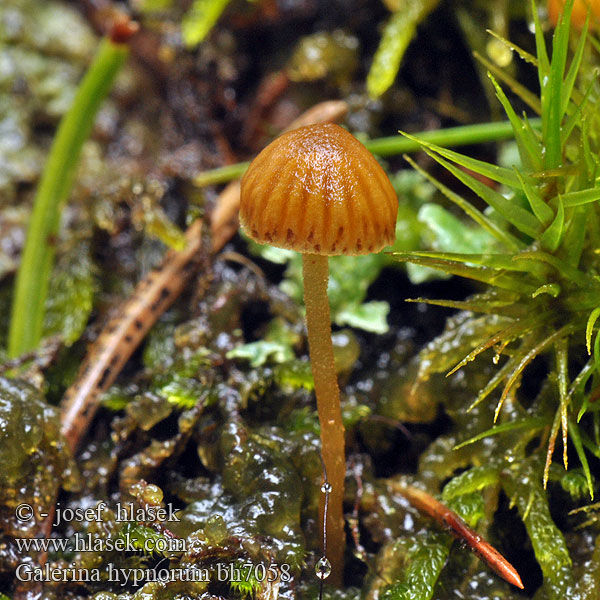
[0,377,76,537]
[395,1,600,493]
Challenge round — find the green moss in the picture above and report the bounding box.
[287,30,359,86]
[502,458,574,599]
[0,377,75,536]
[42,238,96,345]
[393,0,600,500]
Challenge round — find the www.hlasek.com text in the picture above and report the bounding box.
[15,532,187,554]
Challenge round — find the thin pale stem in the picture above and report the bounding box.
[302,253,345,586]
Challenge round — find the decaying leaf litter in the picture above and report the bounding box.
[2,1,600,599]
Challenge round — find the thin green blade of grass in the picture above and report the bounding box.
[584,128,599,193]
[474,51,541,114]
[594,331,600,376]
[581,117,597,181]
[396,250,544,275]
[544,0,572,169]
[561,82,590,150]
[513,250,590,287]
[571,360,595,421]
[522,113,543,142]
[590,31,600,54]
[414,146,542,238]
[568,418,594,499]
[390,253,538,293]
[579,426,600,459]
[540,195,565,252]
[531,0,550,87]
[371,118,542,156]
[563,289,600,312]
[406,295,522,317]
[193,160,251,186]
[560,12,588,119]
[402,154,524,251]
[453,416,550,450]
[485,29,538,67]
[400,130,521,187]
[529,165,581,179]
[8,38,129,357]
[585,308,600,354]
[562,188,600,207]
[514,168,554,225]
[488,74,542,171]
[564,205,589,269]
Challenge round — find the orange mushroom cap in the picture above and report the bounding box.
[547,0,600,28]
[239,123,398,256]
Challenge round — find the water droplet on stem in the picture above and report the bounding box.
[315,557,331,580]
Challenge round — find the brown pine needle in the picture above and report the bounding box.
[388,482,524,590]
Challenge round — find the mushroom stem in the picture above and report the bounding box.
[302,253,345,585]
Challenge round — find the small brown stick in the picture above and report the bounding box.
[60,219,205,452]
[388,481,524,590]
[60,100,349,454]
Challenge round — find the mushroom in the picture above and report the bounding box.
[239,123,397,581]
[547,0,600,28]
